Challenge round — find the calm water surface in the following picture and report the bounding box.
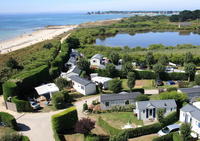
[95,32,200,47]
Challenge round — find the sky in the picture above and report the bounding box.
[1,0,200,14]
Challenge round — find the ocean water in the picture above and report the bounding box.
[0,13,130,41]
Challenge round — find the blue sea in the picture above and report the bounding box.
[0,13,130,41]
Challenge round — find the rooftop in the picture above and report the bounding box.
[178,87,200,94]
[91,54,103,60]
[91,76,112,83]
[181,104,200,121]
[69,75,94,86]
[136,99,177,110]
[35,83,59,95]
[100,92,141,102]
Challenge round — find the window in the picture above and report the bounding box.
[93,60,96,63]
[198,123,200,128]
[81,86,84,90]
[150,109,152,116]
[105,102,109,107]
[143,110,145,113]
[125,100,129,105]
[171,108,173,111]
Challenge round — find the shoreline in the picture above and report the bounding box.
[0,18,122,54]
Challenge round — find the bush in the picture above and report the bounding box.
[152,133,174,141]
[97,117,121,135]
[135,94,149,101]
[0,133,23,141]
[85,135,100,141]
[0,112,18,130]
[166,87,177,92]
[132,88,145,94]
[75,118,95,134]
[49,67,60,79]
[135,70,156,80]
[109,105,135,112]
[195,74,200,85]
[160,72,188,81]
[161,112,179,127]
[108,79,122,93]
[109,131,129,141]
[52,107,78,134]
[12,96,33,112]
[83,103,88,111]
[54,78,68,90]
[180,123,191,141]
[157,108,165,123]
[52,92,66,109]
[2,81,17,101]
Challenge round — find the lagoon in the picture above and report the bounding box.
[95,32,200,48]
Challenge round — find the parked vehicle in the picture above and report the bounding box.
[158,124,180,136]
[29,101,40,110]
[156,80,164,86]
[166,80,176,85]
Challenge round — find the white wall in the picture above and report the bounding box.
[90,58,101,66]
[72,81,96,95]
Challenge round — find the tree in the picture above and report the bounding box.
[108,79,122,93]
[135,94,150,101]
[6,58,19,70]
[184,63,196,82]
[122,54,132,63]
[157,108,165,123]
[153,63,165,79]
[75,118,95,134]
[127,72,136,91]
[184,52,193,64]
[66,36,80,49]
[54,78,68,90]
[180,123,191,141]
[83,103,88,111]
[52,91,71,109]
[160,91,188,109]
[43,43,53,49]
[159,55,169,65]
[77,58,90,74]
[0,133,23,141]
[146,52,155,69]
[105,64,118,78]
[109,52,120,65]
[195,75,200,85]
[121,62,134,77]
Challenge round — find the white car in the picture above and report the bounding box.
[157,124,180,136]
[29,101,40,110]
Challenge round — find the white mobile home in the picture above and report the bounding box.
[69,76,96,95]
[135,99,177,121]
[35,83,59,98]
[91,76,112,89]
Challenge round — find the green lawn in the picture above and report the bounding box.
[91,112,143,129]
[64,134,84,141]
[0,127,15,137]
[149,94,160,100]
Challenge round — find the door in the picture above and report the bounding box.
[146,109,149,118]
[153,108,156,118]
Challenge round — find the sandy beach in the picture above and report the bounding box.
[0,25,77,54]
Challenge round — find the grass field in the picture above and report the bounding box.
[65,134,84,141]
[91,112,143,129]
[0,127,15,137]
[122,79,155,90]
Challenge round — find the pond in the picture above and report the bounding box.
[95,32,200,48]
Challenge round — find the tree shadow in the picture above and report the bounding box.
[18,123,31,131]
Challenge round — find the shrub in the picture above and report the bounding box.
[152,133,174,141]
[195,74,200,85]
[135,94,149,101]
[134,70,156,80]
[157,108,165,123]
[12,96,33,112]
[0,133,23,141]
[75,118,95,134]
[132,88,145,94]
[6,58,20,70]
[0,112,18,130]
[85,135,100,141]
[161,112,179,127]
[180,123,191,141]
[108,79,122,93]
[2,81,17,101]
[83,103,88,111]
[54,78,68,90]
[52,92,66,109]
[166,87,177,92]
[109,105,135,112]
[49,67,60,79]
[52,107,78,134]
[97,117,121,135]
[109,131,129,141]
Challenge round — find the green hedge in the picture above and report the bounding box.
[160,72,188,81]
[97,117,121,136]
[2,81,17,101]
[22,136,30,141]
[152,133,174,141]
[0,112,18,130]
[109,131,129,141]
[135,70,156,79]
[85,135,100,141]
[49,66,60,79]
[132,88,145,94]
[52,107,78,134]
[12,96,33,112]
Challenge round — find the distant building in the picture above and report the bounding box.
[35,83,59,99]
[60,66,81,81]
[135,99,177,120]
[90,54,109,69]
[91,76,112,89]
[100,92,141,110]
[178,87,200,101]
[69,75,96,95]
[180,103,200,138]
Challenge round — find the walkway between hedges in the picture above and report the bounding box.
[0,95,99,141]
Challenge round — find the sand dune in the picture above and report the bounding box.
[0,25,77,54]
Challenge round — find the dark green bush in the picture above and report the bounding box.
[85,135,100,141]
[109,105,135,112]
[166,87,177,92]
[109,130,128,141]
[132,88,145,94]
[97,117,121,135]
[2,81,17,101]
[12,96,33,112]
[108,79,122,93]
[135,70,156,80]
[160,72,188,81]
[0,133,23,141]
[52,92,66,109]
[54,78,68,90]
[52,107,78,134]
[135,94,149,101]
[0,112,18,130]
[49,67,60,79]
[152,133,174,141]
[22,136,30,141]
